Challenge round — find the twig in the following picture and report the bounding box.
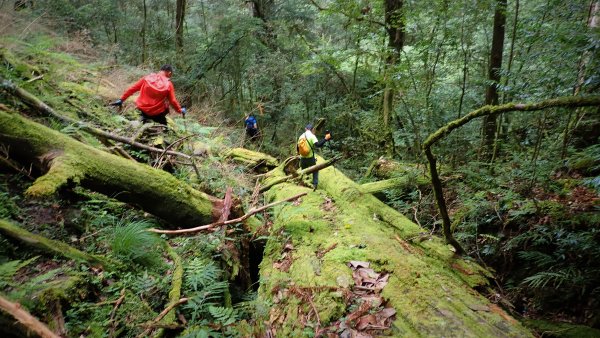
[148,192,307,235]
[25,75,44,83]
[136,297,189,338]
[0,294,60,338]
[109,289,126,337]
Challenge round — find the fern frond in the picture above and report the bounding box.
[522,270,572,289]
[185,258,222,292]
[208,306,237,326]
[0,256,38,288]
[518,251,555,268]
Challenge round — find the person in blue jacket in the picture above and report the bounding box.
[244,113,259,142]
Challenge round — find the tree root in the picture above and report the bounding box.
[0,294,60,338]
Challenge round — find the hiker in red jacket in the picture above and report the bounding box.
[111,64,186,125]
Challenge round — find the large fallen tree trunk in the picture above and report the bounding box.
[257,160,532,337]
[0,108,222,226]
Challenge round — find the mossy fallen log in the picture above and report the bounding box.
[257,161,532,337]
[364,157,425,179]
[223,147,278,171]
[359,175,430,195]
[0,219,113,269]
[0,109,222,226]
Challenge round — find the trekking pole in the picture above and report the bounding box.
[182,113,201,178]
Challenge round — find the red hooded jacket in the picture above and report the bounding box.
[121,71,182,116]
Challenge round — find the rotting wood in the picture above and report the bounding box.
[0,294,60,338]
[148,192,308,235]
[153,244,183,338]
[358,175,429,195]
[0,110,222,226]
[0,219,114,269]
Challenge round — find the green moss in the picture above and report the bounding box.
[257,158,532,337]
[525,319,600,338]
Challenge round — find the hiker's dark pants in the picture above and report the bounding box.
[140,109,168,125]
[246,127,258,141]
[300,156,318,188]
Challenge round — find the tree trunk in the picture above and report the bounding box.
[0,109,223,227]
[141,0,147,64]
[257,160,532,337]
[381,0,404,157]
[481,0,507,161]
[175,0,186,55]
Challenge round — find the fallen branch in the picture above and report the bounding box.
[0,294,60,338]
[136,297,189,338]
[148,192,307,235]
[109,289,126,337]
[0,219,114,269]
[259,156,342,192]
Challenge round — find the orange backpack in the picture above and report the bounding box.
[297,134,313,157]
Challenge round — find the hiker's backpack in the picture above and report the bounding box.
[297,134,312,157]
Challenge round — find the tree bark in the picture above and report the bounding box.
[381,0,405,157]
[0,109,223,227]
[481,0,507,161]
[175,0,186,55]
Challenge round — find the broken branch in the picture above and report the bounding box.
[148,192,307,235]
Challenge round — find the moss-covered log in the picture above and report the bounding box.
[0,109,222,226]
[364,157,424,180]
[257,161,532,337]
[222,147,278,171]
[0,219,113,269]
[359,175,429,195]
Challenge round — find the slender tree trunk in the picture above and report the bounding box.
[141,0,147,64]
[561,0,599,158]
[382,0,404,157]
[175,0,186,55]
[481,0,507,161]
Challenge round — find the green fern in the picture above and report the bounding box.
[0,257,38,288]
[185,258,222,292]
[518,251,555,268]
[522,270,573,289]
[208,305,237,326]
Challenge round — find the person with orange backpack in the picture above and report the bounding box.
[111,64,186,125]
[297,123,331,190]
